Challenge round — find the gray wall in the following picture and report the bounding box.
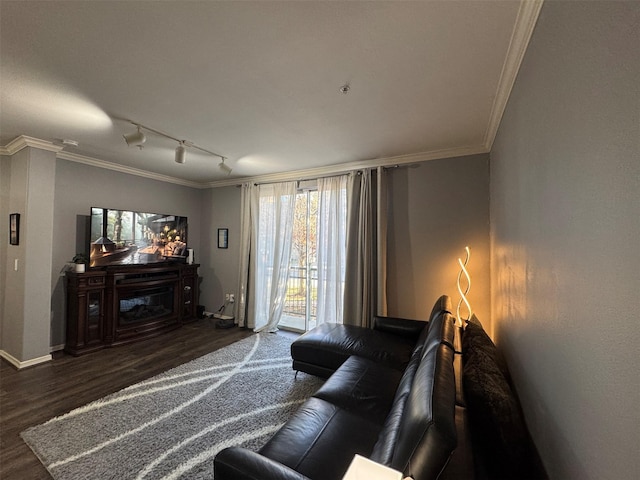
[51,160,205,347]
[198,156,491,324]
[24,148,56,360]
[1,148,56,362]
[198,186,242,315]
[490,1,639,478]
[1,150,28,358]
[0,155,10,351]
[387,154,490,323]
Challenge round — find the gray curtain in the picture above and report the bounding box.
[377,166,388,317]
[235,183,254,328]
[343,167,388,327]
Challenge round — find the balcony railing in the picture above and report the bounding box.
[283,265,317,321]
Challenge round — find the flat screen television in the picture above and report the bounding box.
[90,207,188,267]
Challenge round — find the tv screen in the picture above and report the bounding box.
[90,207,188,267]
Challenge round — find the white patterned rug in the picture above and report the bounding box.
[21,333,324,480]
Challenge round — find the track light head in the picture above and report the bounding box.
[123,126,146,148]
[175,143,187,164]
[124,121,226,167]
[219,158,232,175]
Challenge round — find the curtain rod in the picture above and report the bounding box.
[245,163,415,187]
[252,170,360,187]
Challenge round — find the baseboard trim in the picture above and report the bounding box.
[50,343,65,353]
[0,350,52,369]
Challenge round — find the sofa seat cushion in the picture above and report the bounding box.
[291,323,418,377]
[313,356,403,424]
[259,397,382,480]
[215,447,312,480]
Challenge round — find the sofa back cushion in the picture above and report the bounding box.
[393,342,456,480]
[429,294,453,319]
[370,311,457,479]
[369,344,424,464]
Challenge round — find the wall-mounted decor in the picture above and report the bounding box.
[9,213,20,245]
[218,228,228,249]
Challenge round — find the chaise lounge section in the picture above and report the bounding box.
[290,294,451,379]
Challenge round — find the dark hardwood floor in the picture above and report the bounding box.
[0,320,257,480]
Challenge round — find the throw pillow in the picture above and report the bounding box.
[462,317,546,479]
[463,314,510,381]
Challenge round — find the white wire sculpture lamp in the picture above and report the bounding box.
[456,246,472,327]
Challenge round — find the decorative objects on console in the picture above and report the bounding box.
[72,253,89,273]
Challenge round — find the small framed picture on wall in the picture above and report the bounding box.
[9,213,20,245]
[218,228,228,249]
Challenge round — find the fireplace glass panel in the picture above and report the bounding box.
[87,291,102,342]
[88,292,101,325]
[119,286,174,325]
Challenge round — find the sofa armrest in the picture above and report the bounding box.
[373,315,427,338]
[214,446,311,480]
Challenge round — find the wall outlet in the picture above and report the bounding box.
[225,293,229,301]
[229,294,235,303]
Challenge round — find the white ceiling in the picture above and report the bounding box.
[0,1,541,187]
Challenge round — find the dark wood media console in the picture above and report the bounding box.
[65,263,199,356]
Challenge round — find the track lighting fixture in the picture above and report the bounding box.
[219,158,232,175]
[175,142,186,164]
[123,126,146,148]
[123,121,227,172]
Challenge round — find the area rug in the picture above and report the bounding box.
[21,333,324,480]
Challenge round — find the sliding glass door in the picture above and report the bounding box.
[279,190,318,332]
[275,174,349,332]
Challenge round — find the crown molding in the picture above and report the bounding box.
[204,144,489,188]
[3,134,488,189]
[0,135,65,155]
[483,0,544,150]
[57,150,203,188]
[1,135,202,187]
[58,143,488,189]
